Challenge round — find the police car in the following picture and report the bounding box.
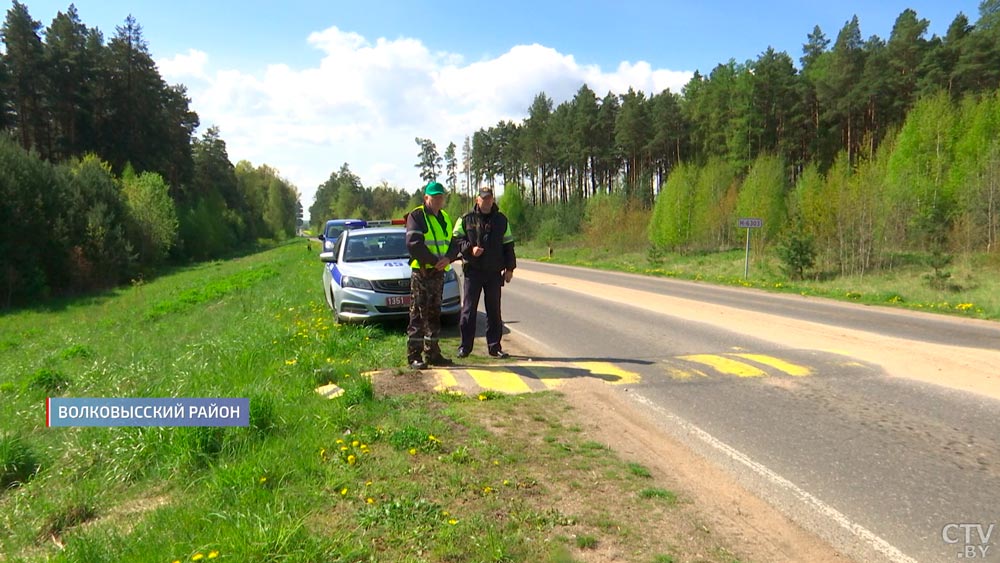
[320,227,460,323]
[318,219,367,252]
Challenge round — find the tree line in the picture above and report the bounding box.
[0,2,301,306]
[405,4,1000,276]
[308,160,476,234]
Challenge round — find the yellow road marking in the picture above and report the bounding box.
[573,361,641,385]
[314,383,344,398]
[665,366,708,379]
[467,369,534,394]
[679,355,767,377]
[519,366,571,389]
[432,370,461,393]
[730,354,811,377]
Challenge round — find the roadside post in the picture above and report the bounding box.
[738,218,763,279]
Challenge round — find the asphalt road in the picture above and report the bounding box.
[502,260,1000,563]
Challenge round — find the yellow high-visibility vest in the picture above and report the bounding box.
[410,206,453,271]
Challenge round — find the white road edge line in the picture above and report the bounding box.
[631,393,919,563]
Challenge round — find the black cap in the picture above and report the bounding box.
[478,186,494,198]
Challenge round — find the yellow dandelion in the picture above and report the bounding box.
[319,448,327,459]
[503,479,511,486]
[482,486,493,494]
[365,480,373,486]
[351,440,359,447]
[442,510,450,516]
[448,519,459,525]
[340,487,348,496]
[192,554,204,562]
[478,393,487,401]
[366,497,375,504]
[335,438,344,444]
[207,552,219,560]
[284,359,297,365]
[428,435,439,442]
[340,446,348,451]
[347,454,357,465]
[408,448,417,455]
[326,357,333,363]
[173,560,181,563]
[259,476,267,484]
[493,460,499,466]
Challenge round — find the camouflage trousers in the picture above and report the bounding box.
[407,268,445,362]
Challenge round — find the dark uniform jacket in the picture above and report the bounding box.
[454,204,516,273]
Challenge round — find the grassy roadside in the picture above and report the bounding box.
[519,239,1000,321]
[1,240,743,563]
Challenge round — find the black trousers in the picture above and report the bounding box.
[459,268,503,353]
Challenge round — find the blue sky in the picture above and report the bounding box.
[19,0,984,212]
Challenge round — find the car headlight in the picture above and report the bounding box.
[324,240,335,252]
[444,269,457,282]
[341,276,374,290]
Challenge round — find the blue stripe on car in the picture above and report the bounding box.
[331,263,342,285]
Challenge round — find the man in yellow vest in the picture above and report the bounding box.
[405,181,461,370]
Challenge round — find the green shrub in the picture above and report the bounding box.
[777,229,816,280]
[0,434,41,489]
[27,368,72,394]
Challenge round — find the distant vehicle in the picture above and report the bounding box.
[320,227,460,323]
[318,219,367,252]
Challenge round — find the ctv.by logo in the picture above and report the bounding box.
[942,523,995,559]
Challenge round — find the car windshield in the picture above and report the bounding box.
[325,226,344,239]
[343,232,409,262]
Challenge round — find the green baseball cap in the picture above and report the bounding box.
[424,181,445,196]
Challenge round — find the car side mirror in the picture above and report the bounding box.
[318,234,325,241]
[319,252,336,263]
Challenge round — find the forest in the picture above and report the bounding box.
[0,2,301,306]
[400,4,1000,279]
[6,2,1000,306]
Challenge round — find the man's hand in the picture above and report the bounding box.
[434,257,450,270]
[471,246,485,257]
[503,269,513,283]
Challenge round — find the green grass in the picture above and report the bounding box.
[520,239,1000,320]
[0,240,741,563]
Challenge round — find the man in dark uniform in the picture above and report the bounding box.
[405,181,461,370]
[452,186,516,359]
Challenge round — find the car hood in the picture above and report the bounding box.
[336,259,412,281]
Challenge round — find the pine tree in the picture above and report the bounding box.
[2,1,49,157]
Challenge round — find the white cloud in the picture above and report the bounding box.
[158,27,694,217]
[158,48,209,81]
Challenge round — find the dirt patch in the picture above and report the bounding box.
[368,368,434,398]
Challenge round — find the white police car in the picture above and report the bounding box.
[320,227,460,323]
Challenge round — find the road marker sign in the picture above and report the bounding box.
[738,218,763,278]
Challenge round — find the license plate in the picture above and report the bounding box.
[386,295,411,307]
